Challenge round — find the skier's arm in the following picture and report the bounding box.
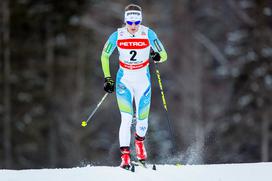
[148,29,167,63]
[101,31,117,78]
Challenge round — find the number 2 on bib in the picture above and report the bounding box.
[130,50,137,61]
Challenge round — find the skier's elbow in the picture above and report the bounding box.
[159,50,167,62]
[101,52,110,62]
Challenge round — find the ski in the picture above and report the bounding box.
[120,164,135,172]
[131,160,157,171]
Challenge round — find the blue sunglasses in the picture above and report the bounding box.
[126,21,141,25]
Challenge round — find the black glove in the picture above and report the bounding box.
[104,77,115,93]
[151,52,161,62]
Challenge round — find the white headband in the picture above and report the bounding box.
[124,10,142,22]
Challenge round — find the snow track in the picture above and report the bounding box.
[1,162,272,181]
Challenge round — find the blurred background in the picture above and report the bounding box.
[1,0,272,169]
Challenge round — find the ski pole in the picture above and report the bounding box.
[153,62,176,151]
[81,93,109,127]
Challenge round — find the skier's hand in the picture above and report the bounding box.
[151,52,161,62]
[104,77,115,93]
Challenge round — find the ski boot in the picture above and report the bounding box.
[135,134,147,166]
[120,147,131,170]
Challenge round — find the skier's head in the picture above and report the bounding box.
[124,4,142,34]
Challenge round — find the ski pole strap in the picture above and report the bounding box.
[155,65,168,111]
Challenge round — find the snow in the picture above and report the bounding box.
[1,162,272,181]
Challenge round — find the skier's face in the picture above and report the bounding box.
[126,21,141,34]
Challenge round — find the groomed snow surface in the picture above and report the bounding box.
[1,162,272,181]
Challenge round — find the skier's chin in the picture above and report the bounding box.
[131,28,138,34]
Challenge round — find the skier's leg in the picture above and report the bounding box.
[116,70,134,167]
[116,69,134,147]
[135,72,151,137]
[134,71,151,161]
[119,112,132,146]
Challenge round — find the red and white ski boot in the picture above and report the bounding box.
[120,147,131,170]
[135,134,147,164]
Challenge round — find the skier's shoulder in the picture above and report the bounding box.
[108,30,118,43]
[109,30,118,37]
[146,26,158,39]
[140,24,149,31]
[146,26,156,35]
[138,25,150,35]
[117,26,126,33]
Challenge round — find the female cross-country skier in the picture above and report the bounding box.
[100,4,168,169]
